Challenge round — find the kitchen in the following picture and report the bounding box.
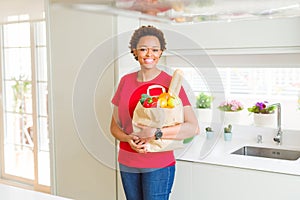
[1,0,300,199]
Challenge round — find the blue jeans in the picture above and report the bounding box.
[119,164,175,200]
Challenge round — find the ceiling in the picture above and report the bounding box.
[1,0,299,24]
[52,0,300,23]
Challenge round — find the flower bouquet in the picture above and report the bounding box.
[248,101,277,127]
[218,100,244,112]
[247,101,276,114]
[218,100,243,124]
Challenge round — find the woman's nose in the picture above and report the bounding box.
[145,49,151,56]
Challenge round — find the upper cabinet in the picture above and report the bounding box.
[141,17,300,52]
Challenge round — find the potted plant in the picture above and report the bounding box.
[218,99,243,124]
[196,92,213,109]
[195,92,213,122]
[218,99,244,112]
[205,126,214,139]
[11,75,33,147]
[224,124,233,141]
[248,101,277,127]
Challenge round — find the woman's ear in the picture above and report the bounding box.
[132,49,138,57]
[132,49,138,60]
[159,51,163,58]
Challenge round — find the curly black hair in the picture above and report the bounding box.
[129,25,167,60]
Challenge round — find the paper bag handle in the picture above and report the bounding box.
[147,85,166,96]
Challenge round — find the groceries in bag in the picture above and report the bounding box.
[132,69,193,152]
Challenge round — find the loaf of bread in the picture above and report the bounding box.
[168,69,183,96]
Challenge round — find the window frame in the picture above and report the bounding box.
[0,19,50,193]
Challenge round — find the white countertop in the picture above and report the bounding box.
[0,184,72,200]
[175,123,300,176]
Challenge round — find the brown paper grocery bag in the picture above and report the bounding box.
[144,138,185,152]
[132,96,185,152]
[132,100,184,129]
[131,69,190,152]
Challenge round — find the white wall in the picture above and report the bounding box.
[47,3,117,200]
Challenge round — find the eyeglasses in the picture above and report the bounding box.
[136,47,162,54]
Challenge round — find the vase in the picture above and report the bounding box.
[195,108,212,123]
[220,111,241,125]
[224,132,232,141]
[253,113,276,128]
[206,131,214,140]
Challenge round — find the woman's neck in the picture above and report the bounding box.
[137,68,161,82]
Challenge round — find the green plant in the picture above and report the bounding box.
[224,124,232,133]
[248,101,277,114]
[196,92,213,109]
[205,127,213,132]
[11,75,31,113]
[218,100,243,112]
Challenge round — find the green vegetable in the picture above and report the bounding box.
[140,94,151,104]
[183,137,194,144]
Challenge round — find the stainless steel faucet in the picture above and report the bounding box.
[257,135,263,143]
[272,103,283,145]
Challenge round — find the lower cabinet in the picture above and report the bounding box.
[171,161,193,199]
[171,160,300,200]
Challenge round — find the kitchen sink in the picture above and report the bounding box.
[231,146,300,161]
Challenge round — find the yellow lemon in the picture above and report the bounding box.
[159,92,170,100]
[159,98,168,108]
[167,96,176,108]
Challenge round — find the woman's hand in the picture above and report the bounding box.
[128,124,158,153]
[127,134,148,153]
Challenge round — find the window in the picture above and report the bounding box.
[0,20,50,192]
[164,53,300,130]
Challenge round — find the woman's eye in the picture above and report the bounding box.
[137,48,161,53]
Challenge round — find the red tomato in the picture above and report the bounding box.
[151,101,157,108]
[143,97,153,108]
[151,97,158,108]
[152,97,158,102]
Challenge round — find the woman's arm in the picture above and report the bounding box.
[161,106,199,140]
[110,106,147,153]
[135,106,200,141]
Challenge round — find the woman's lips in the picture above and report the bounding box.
[144,58,154,64]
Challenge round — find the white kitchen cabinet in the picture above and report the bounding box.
[142,17,300,51]
[172,160,300,200]
[171,161,193,200]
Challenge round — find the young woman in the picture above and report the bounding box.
[110,25,199,200]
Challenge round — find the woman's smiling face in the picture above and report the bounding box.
[134,35,162,69]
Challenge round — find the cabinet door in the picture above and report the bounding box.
[171,161,193,200]
[190,162,300,200]
[142,17,300,50]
